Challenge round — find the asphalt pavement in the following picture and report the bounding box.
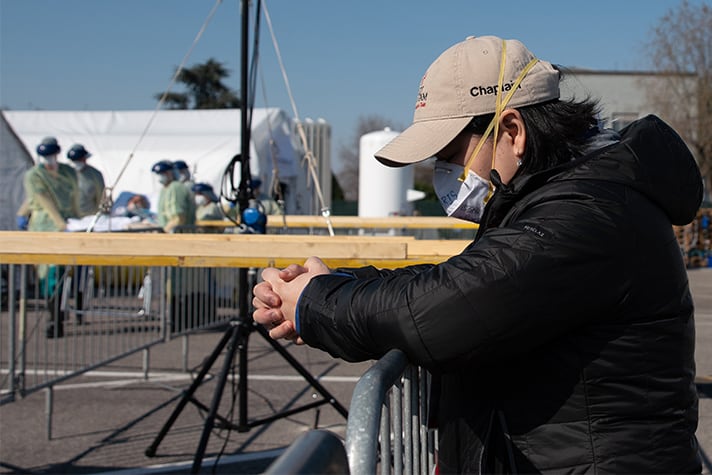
[1,269,711,474]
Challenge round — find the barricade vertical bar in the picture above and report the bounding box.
[18,265,27,396]
[159,267,167,341]
[71,265,79,371]
[113,265,120,353]
[7,264,17,401]
[45,386,53,440]
[404,370,413,475]
[142,349,149,380]
[164,266,173,340]
[410,367,420,475]
[51,266,60,375]
[393,379,403,475]
[419,368,429,474]
[79,265,87,367]
[182,335,189,373]
[380,399,391,475]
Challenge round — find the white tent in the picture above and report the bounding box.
[1,108,313,228]
[0,113,34,230]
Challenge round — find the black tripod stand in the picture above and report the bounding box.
[146,3,346,472]
[145,269,348,473]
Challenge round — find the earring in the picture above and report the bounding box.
[516,159,523,167]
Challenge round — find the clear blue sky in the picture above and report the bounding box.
[0,0,703,171]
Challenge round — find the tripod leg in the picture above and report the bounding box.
[145,326,234,457]
[255,324,349,418]
[191,321,243,474]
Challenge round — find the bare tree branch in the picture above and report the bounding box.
[643,0,712,199]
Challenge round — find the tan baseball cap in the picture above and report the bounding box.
[375,35,560,166]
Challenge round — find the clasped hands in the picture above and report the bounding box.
[252,256,330,343]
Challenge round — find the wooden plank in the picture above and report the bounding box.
[2,253,441,269]
[0,232,409,267]
[0,232,470,268]
[197,215,478,229]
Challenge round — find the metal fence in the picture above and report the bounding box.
[0,262,241,410]
[265,349,437,475]
[346,349,436,475]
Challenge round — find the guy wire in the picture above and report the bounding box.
[262,0,335,236]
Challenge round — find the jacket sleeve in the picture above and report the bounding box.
[298,198,627,371]
[334,264,437,279]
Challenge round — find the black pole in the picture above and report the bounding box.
[237,0,252,433]
[191,1,253,470]
[146,3,347,470]
[238,0,251,216]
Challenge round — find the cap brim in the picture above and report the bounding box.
[374,116,472,167]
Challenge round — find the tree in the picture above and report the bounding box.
[155,58,241,109]
[643,0,712,202]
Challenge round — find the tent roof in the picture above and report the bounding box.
[2,108,303,204]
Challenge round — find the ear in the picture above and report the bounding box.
[498,109,526,158]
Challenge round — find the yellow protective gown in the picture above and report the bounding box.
[157,180,196,232]
[22,163,79,291]
[75,163,106,216]
[24,163,79,232]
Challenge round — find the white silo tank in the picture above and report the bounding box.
[358,128,414,217]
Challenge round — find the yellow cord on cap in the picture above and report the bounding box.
[459,40,540,189]
[491,40,507,177]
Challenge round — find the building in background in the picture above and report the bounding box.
[562,69,698,132]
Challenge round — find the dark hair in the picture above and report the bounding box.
[517,98,600,174]
[467,95,600,175]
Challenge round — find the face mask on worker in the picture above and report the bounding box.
[157,173,170,186]
[433,161,490,223]
[71,161,85,171]
[194,195,208,207]
[40,155,58,170]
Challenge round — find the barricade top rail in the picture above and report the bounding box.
[263,429,350,474]
[198,214,479,230]
[0,231,470,268]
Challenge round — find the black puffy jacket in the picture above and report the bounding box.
[298,116,703,473]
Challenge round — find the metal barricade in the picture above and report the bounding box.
[0,263,167,406]
[0,260,240,407]
[263,429,349,474]
[345,349,437,475]
[261,349,437,475]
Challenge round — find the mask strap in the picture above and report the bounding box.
[458,120,495,181]
[459,44,540,185]
[490,40,508,176]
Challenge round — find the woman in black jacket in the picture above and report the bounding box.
[253,35,703,473]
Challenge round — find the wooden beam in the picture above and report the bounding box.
[0,232,469,268]
[197,215,478,230]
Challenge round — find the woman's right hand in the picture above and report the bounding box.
[252,257,330,343]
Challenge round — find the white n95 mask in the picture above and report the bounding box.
[39,155,58,170]
[433,161,490,223]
